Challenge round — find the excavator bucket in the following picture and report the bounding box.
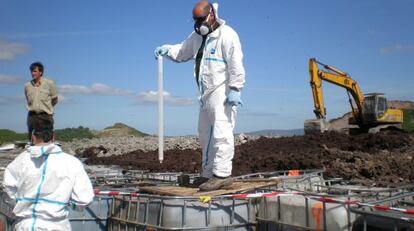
[304,119,330,134]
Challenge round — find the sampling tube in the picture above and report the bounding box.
[158,56,164,163]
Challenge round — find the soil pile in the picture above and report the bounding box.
[83,131,414,186]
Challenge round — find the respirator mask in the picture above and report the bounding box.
[193,10,213,36]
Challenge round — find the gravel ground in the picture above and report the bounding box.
[60,133,258,157]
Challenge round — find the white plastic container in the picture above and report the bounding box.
[109,195,256,231]
[0,191,111,231]
[257,194,356,231]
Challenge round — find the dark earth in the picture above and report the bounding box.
[81,131,414,186]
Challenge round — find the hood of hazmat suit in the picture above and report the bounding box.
[2,143,94,230]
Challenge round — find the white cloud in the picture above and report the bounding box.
[380,44,414,55]
[58,83,133,96]
[0,74,23,85]
[0,39,30,61]
[136,90,195,106]
[57,83,194,106]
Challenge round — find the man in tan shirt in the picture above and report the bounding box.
[24,62,58,141]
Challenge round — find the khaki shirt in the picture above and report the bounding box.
[24,77,58,114]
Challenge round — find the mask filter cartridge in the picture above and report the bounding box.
[198,24,210,35]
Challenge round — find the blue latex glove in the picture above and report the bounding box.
[226,89,243,106]
[154,46,169,59]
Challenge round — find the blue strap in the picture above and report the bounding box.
[31,147,49,231]
[17,197,68,206]
[205,57,227,63]
[204,125,214,168]
[47,151,62,155]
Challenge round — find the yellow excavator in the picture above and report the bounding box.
[304,58,403,134]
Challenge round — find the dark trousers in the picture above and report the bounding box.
[27,112,54,141]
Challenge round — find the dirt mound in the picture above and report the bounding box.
[84,131,414,186]
[232,131,413,185]
[388,100,414,110]
[328,112,357,132]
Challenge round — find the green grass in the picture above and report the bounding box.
[55,126,95,142]
[0,126,96,144]
[403,109,414,132]
[1,123,147,144]
[0,129,27,145]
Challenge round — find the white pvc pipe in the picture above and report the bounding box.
[157,56,164,163]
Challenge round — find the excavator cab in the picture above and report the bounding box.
[361,93,387,124]
[360,93,403,130]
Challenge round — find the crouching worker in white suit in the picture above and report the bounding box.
[2,118,94,231]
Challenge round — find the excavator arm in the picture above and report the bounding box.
[309,58,365,122]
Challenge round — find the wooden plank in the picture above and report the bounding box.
[193,180,280,197]
[139,178,281,197]
[139,186,198,196]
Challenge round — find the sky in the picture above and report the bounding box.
[0,0,413,136]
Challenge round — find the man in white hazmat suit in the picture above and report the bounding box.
[2,118,94,230]
[154,0,245,191]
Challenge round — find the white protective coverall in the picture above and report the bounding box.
[2,144,94,231]
[164,3,245,178]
